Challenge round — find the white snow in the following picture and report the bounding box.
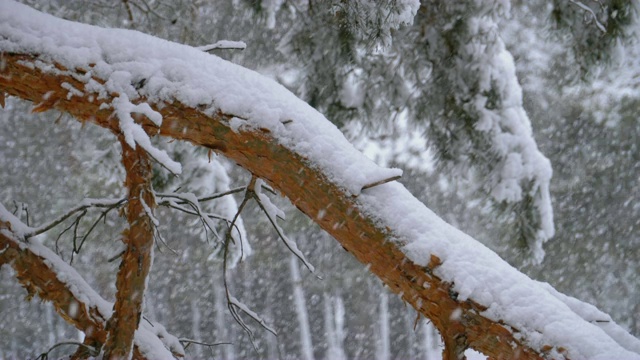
[1,1,638,358]
[359,182,640,359]
[0,210,184,359]
[0,202,33,239]
[0,0,400,197]
[462,16,555,262]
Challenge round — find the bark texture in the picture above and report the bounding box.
[0,53,548,359]
[0,226,178,359]
[103,139,156,359]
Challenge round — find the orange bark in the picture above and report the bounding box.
[0,227,169,359]
[0,53,547,359]
[103,139,156,359]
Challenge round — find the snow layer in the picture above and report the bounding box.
[1,1,639,358]
[0,0,400,197]
[360,182,640,359]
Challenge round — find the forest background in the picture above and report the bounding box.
[0,0,638,359]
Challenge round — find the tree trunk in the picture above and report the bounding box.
[103,138,156,359]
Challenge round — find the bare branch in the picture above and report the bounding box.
[179,338,232,350]
[568,0,607,33]
[35,340,99,360]
[250,179,316,274]
[24,198,126,238]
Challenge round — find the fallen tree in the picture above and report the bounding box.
[1,2,639,359]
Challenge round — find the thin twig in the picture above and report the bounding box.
[222,182,263,351]
[361,175,402,191]
[568,0,607,33]
[179,338,232,350]
[35,341,98,360]
[250,179,316,274]
[107,250,125,263]
[197,186,246,203]
[25,198,126,238]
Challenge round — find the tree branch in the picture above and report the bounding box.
[2,14,639,356]
[0,223,184,359]
[0,51,543,359]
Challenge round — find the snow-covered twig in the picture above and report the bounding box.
[251,179,316,273]
[568,0,607,33]
[222,185,263,350]
[197,40,247,52]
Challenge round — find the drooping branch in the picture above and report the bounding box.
[103,137,157,359]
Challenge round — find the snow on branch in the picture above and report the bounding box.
[1,2,639,358]
[112,94,182,175]
[197,40,247,52]
[0,212,184,359]
[568,0,607,33]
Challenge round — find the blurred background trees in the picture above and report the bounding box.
[0,0,638,358]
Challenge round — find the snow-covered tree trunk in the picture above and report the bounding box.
[289,255,314,360]
[1,3,639,359]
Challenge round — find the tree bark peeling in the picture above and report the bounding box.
[0,53,547,359]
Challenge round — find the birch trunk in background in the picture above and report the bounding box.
[323,293,346,360]
[376,290,390,360]
[190,297,204,359]
[213,272,234,360]
[290,255,314,360]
